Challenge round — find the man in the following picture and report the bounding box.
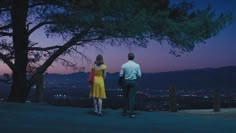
[119,53,141,118]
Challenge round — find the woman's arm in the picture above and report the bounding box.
[103,69,106,79]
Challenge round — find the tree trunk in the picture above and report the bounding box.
[7,0,30,103]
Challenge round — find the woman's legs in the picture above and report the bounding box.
[98,98,103,115]
[93,98,98,113]
[93,98,103,116]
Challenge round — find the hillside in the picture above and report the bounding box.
[43,66,236,90]
[0,66,235,98]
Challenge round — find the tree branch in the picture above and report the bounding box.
[28,2,46,8]
[28,35,104,52]
[28,21,54,36]
[0,53,15,71]
[0,23,12,30]
[0,7,10,12]
[39,37,80,72]
[57,57,77,68]
[28,1,65,9]
[28,45,62,51]
[28,29,89,85]
[0,31,13,37]
[71,47,92,65]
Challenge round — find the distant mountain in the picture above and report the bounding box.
[1,66,236,90]
[138,66,236,90]
[43,66,236,90]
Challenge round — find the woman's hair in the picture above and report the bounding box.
[95,54,104,66]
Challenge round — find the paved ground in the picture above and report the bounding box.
[179,108,236,117]
[0,102,236,133]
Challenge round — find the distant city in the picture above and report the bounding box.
[0,66,236,111]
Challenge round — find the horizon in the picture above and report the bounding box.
[0,0,235,75]
[1,65,233,76]
[44,65,236,74]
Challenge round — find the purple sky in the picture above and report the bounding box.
[0,0,235,75]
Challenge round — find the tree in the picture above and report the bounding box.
[0,0,232,102]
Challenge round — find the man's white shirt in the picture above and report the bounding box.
[120,60,141,80]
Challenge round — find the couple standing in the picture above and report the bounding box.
[88,53,141,118]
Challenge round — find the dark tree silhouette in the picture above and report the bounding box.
[0,0,232,102]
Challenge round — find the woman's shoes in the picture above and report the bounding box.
[94,111,103,116]
[97,112,103,116]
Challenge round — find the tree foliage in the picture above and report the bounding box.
[0,0,232,102]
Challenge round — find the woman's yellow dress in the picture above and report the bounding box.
[89,64,107,99]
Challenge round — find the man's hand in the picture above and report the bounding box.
[118,76,124,86]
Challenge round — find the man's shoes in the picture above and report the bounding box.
[122,111,128,116]
[129,114,136,118]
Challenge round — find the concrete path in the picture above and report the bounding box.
[0,102,236,133]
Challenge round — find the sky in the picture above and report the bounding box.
[0,0,236,75]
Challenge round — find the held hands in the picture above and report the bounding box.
[118,76,124,86]
[88,80,93,88]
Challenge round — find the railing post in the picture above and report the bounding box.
[213,88,220,112]
[168,85,177,112]
[35,74,44,103]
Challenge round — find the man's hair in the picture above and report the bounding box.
[128,53,135,60]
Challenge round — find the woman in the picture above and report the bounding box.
[89,54,107,116]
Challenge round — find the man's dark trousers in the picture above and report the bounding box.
[123,80,137,115]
